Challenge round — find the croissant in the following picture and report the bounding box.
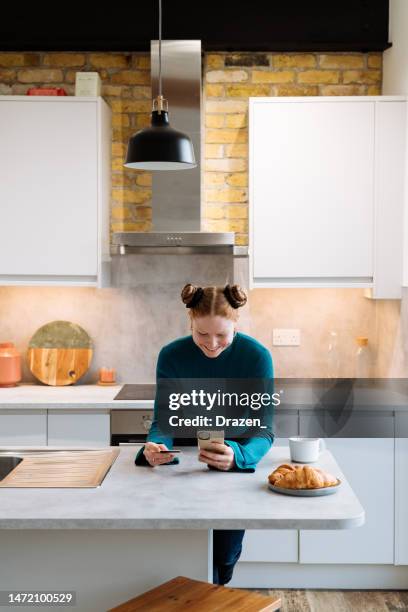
[268,464,338,489]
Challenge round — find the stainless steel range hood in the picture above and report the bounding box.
[111,39,236,255]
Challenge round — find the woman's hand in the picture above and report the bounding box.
[143,442,175,467]
[198,440,235,471]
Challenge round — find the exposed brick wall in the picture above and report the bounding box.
[0,51,382,245]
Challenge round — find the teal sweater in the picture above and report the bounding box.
[135,332,274,472]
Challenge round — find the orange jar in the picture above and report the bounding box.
[0,342,22,387]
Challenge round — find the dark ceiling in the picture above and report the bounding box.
[0,0,390,52]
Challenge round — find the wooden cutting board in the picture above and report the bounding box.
[0,450,119,488]
[27,320,93,386]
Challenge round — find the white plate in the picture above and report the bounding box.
[268,479,342,496]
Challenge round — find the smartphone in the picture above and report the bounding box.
[197,430,225,451]
[158,449,181,454]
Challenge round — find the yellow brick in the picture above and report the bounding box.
[368,54,382,69]
[89,54,129,68]
[204,173,226,185]
[111,221,151,232]
[111,100,151,113]
[225,114,247,128]
[367,85,382,95]
[252,71,295,83]
[204,205,226,219]
[298,70,339,84]
[226,173,248,187]
[224,144,248,158]
[235,233,248,246]
[112,114,130,128]
[0,53,25,66]
[112,144,128,159]
[133,55,150,69]
[206,115,225,128]
[112,158,126,171]
[205,158,247,172]
[273,54,316,68]
[319,54,364,69]
[276,85,318,96]
[206,70,248,83]
[206,189,247,203]
[206,129,247,144]
[206,54,225,69]
[0,84,12,94]
[203,219,231,232]
[132,86,151,99]
[0,69,15,82]
[43,53,85,67]
[112,189,152,204]
[111,71,150,85]
[205,84,225,97]
[111,174,134,187]
[225,205,248,219]
[206,100,247,114]
[103,85,132,97]
[226,84,271,97]
[64,70,77,84]
[112,127,133,143]
[343,70,381,84]
[18,69,63,83]
[133,207,152,220]
[205,144,224,158]
[135,114,151,128]
[111,207,133,221]
[135,173,152,187]
[228,219,248,233]
[320,85,366,96]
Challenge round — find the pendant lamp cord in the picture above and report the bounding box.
[158,0,162,99]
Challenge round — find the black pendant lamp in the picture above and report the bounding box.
[124,0,196,171]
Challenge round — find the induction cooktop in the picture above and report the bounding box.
[113,384,156,401]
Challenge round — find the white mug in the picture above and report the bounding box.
[289,437,326,463]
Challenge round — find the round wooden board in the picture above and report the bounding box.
[27,347,93,386]
[27,321,93,386]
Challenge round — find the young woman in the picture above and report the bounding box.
[135,283,274,585]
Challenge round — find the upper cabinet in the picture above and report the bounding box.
[249,96,407,297]
[0,96,111,287]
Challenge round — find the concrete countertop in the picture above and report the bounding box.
[0,446,364,530]
[0,384,152,409]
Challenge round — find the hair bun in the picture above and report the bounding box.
[181,284,204,308]
[224,284,247,309]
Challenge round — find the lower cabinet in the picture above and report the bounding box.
[299,411,394,564]
[395,414,408,565]
[0,409,47,445]
[48,410,110,446]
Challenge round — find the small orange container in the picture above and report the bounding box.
[0,342,22,387]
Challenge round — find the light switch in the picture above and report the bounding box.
[273,328,300,346]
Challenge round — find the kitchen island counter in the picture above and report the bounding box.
[0,446,364,612]
[0,446,364,530]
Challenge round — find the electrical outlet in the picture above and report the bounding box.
[273,328,300,346]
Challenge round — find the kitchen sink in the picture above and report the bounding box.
[0,456,23,481]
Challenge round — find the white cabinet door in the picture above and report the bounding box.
[251,98,374,283]
[395,414,408,565]
[0,98,97,277]
[0,96,111,286]
[0,409,47,445]
[250,96,406,295]
[299,433,394,564]
[48,410,110,447]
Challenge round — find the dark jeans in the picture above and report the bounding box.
[213,529,245,585]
